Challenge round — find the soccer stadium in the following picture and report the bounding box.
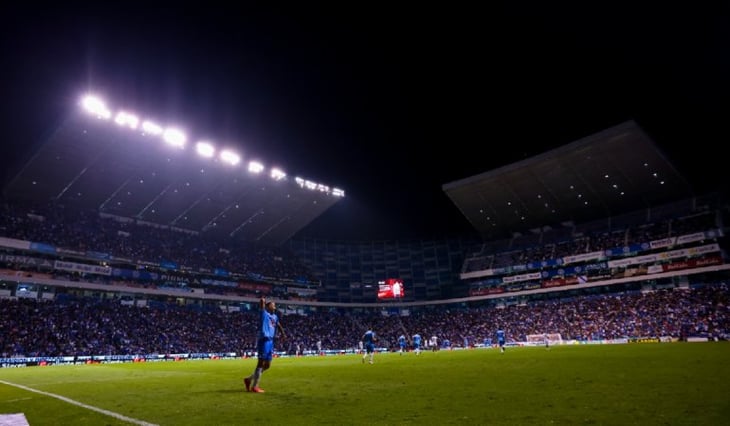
[3,6,730,426]
[1,93,729,425]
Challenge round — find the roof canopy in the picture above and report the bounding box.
[4,112,341,246]
[443,121,694,240]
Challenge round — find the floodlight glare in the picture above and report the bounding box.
[248,161,264,174]
[142,120,164,136]
[114,111,139,129]
[220,150,240,165]
[270,168,286,181]
[163,128,186,148]
[76,93,345,196]
[80,95,111,119]
[196,141,215,158]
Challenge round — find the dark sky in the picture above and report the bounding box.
[2,3,729,241]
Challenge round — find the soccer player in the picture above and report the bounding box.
[398,334,407,355]
[430,335,438,352]
[412,333,422,355]
[362,327,377,364]
[244,297,285,393]
[496,328,506,353]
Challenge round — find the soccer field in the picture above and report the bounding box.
[1,343,729,425]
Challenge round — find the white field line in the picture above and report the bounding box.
[0,380,158,426]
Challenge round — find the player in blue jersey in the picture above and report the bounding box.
[496,328,506,353]
[398,334,407,355]
[412,333,422,355]
[244,297,286,393]
[362,327,378,364]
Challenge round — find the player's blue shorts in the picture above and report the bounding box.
[365,343,375,354]
[257,338,274,361]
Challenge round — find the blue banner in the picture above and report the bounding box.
[604,243,646,257]
[30,242,56,254]
[160,261,178,270]
[86,251,111,260]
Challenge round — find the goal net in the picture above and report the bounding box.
[526,333,563,346]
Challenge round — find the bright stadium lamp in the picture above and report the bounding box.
[220,149,240,165]
[114,111,139,129]
[80,95,111,119]
[248,161,264,174]
[270,168,286,181]
[142,120,164,136]
[332,188,345,197]
[196,141,215,158]
[163,128,186,148]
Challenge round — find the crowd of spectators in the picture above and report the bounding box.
[1,197,729,360]
[1,284,727,358]
[463,209,721,273]
[0,199,316,285]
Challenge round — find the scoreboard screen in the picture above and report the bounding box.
[377,278,404,300]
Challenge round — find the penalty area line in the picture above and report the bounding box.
[0,379,158,426]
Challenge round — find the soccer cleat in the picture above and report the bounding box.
[244,377,251,391]
[251,387,265,393]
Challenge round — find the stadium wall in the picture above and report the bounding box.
[288,236,479,303]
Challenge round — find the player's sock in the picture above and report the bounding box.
[252,368,262,387]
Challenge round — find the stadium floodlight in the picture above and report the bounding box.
[220,149,240,165]
[142,120,163,136]
[270,168,286,181]
[76,93,345,196]
[163,128,186,148]
[114,111,139,129]
[196,141,215,158]
[248,161,264,174]
[80,95,111,119]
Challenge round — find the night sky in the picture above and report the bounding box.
[2,3,729,241]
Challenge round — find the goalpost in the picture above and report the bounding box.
[526,333,563,346]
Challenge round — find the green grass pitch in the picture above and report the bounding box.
[1,343,729,425]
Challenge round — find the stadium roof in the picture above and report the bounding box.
[442,121,696,240]
[3,109,342,246]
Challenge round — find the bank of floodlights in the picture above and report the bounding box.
[79,94,344,197]
[195,142,215,158]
